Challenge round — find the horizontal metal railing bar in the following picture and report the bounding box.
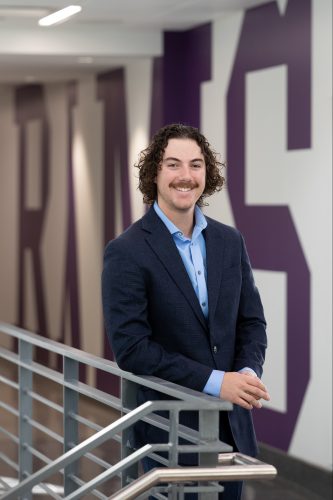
[25,417,63,444]
[139,412,224,447]
[65,444,170,500]
[69,412,103,432]
[65,382,122,411]
[147,452,169,467]
[25,445,52,465]
[218,452,275,467]
[0,347,64,386]
[177,443,232,454]
[123,402,229,447]
[26,390,63,413]
[0,321,249,500]
[82,450,113,470]
[0,425,19,444]
[76,386,122,411]
[0,452,19,472]
[145,482,223,500]
[109,462,278,500]
[127,409,200,441]
[0,347,122,410]
[0,401,19,417]
[0,347,19,365]
[69,474,108,499]
[2,402,163,499]
[0,322,232,408]
[1,348,121,416]
[0,374,18,390]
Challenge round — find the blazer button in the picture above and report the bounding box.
[213,345,218,354]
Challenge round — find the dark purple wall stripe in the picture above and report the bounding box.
[97,68,132,395]
[227,0,311,450]
[15,85,50,364]
[150,56,164,138]
[163,23,212,129]
[57,83,85,380]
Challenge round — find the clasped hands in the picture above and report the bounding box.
[220,372,270,410]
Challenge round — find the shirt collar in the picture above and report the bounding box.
[153,201,207,239]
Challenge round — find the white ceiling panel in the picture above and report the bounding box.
[0,0,273,83]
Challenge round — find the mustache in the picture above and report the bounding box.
[170,181,199,189]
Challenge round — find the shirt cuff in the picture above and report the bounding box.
[239,367,258,377]
[203,370,225,397]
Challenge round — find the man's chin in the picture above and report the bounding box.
[173,203,196,212]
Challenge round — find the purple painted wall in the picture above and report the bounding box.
[227,0,311,450]
[11,0,314,452]
[150,0,312,452]
[15,85,50,364]
[156,23,212,131]
[97,68,132,395]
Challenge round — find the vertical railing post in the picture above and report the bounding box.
[121,378,140,488]
[198,409,220,500]
[63,356,79,495]
[169,409,179,499]
[19,339,33,499]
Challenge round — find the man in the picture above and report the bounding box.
[102,123,270,499]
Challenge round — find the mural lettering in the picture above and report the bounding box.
[227,0,311,449]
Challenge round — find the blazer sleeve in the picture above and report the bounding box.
[232,234,267,377]
[102,239,212,392]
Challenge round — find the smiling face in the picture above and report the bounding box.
[155,138,206,220]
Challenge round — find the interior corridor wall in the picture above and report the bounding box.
[0,0,331,471]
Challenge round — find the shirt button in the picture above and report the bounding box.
[201,302,206,307]
[213,345,218,354]
[198,270,201,275]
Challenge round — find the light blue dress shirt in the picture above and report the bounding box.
[153,202,256,397]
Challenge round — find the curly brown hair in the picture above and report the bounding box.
[136,123,225,206]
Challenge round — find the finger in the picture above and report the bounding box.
[240,390,260,408]
[244,386,270,402]
[245,377,267,391]
[243,381,270,400]
[237,397,254,410]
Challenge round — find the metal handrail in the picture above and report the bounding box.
[0,321,277,499]
[0,321,231,406]
[0,396,228,499]
[108,453,277,499]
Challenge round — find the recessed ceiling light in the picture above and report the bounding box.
[38,5,82,27]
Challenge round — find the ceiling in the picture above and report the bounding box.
[0,0,273,84]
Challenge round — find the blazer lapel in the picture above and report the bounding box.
[142,208,208,331]
[205,220,226,327]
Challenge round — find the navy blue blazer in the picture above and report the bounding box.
[102,207,267,458]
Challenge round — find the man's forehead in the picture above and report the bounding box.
[163,138,203,157]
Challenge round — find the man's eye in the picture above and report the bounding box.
[167,163,177,168]
[192,164,201,168]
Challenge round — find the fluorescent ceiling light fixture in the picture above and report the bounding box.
[38,5,82,26]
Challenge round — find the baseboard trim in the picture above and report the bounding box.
[258,442,333,500]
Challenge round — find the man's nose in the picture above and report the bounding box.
[178,164,192,178]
